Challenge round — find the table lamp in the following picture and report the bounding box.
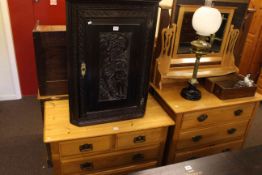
[181,0,222,101]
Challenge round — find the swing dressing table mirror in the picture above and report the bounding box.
[154,5,239,89]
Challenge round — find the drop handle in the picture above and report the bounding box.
[79,144,93,152]
[134,136,146,143]
[192,135,202,142]
[132,154,145,162]
[227,128,237,135]
[197,114,208,122]
[80,162,93,171]
[234,109,243,116]
[222,148,231,152]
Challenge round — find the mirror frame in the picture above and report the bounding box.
[172,5,235,67]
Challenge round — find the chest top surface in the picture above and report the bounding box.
[151,83,262,114]
[44,94,174,143]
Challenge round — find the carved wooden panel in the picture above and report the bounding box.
[98,32,131,102]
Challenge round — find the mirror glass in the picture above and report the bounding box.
[177,12,229,54]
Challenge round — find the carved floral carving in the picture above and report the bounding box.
[98,32,131,101]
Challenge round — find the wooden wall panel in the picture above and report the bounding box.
[239,0,262,80]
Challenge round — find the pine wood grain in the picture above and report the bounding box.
[59,135,114,157]
[181,103,255,130]
[61,145,160,175]
[44,95,174,143]
[175,139,243,162]
[115,128,166,150]
[151,83,262,114]
[177,120,249,150]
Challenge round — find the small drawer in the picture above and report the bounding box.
[61,145,160,175]
[59,135,113,157]
[177,120,248,150]
[181,103,255,130]
[116,128,166,149]
[175,140,243,162]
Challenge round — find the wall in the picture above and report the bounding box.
[0,0,21,100]
[8,0,38,95]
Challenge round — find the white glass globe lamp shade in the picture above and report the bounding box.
[192,6,222,36]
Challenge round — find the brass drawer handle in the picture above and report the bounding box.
[187,156,198,161]
[197,114,208,122]
[227,128,237,135]
[234,109,243,116]
[192,135,202,142]
[79,144,93,152]
[134,136,146,143]
[80,162,94,171]
[132,153,145,162]
[222,148,231,152]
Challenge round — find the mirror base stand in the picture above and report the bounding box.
[181,83,201,101]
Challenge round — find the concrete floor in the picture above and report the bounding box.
[0,97,261,175]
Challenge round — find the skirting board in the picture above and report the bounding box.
[0,94,21,101]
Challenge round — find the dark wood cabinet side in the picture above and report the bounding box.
[33,29,68,96]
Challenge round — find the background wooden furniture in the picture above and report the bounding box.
[239,0,262,81]
[257,68,262,94]
[150,82,262,163]
[33,25,67,96]
[44,94,174,175]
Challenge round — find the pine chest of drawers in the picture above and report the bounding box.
[43,95,174,175]
[151,83,262,163]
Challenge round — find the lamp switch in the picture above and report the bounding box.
[50,0,57,5]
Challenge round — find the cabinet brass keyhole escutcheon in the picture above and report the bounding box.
[197,114,208,122]
[81,62,86,78]
[134,136,146,143]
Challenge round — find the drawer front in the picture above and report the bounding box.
[175,140,243,162]
[116,128,166,149]
[59,135,113,157]
[177,120,248,150]
[70,161,157,175]
[181,103,255,130]
[61,145,160,175]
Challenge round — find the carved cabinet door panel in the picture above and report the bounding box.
[66,1,159,126]
[79,20,144,116]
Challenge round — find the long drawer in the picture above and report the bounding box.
[59,135,113,157]
[177,120,249,150]
[175,140,243,162]
[181,103,254,130]
[61,145,160,175]
[70,161,157,175]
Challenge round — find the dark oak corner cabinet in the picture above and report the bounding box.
[66,0,160,126]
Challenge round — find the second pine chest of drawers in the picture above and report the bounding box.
[151,83,262,163]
